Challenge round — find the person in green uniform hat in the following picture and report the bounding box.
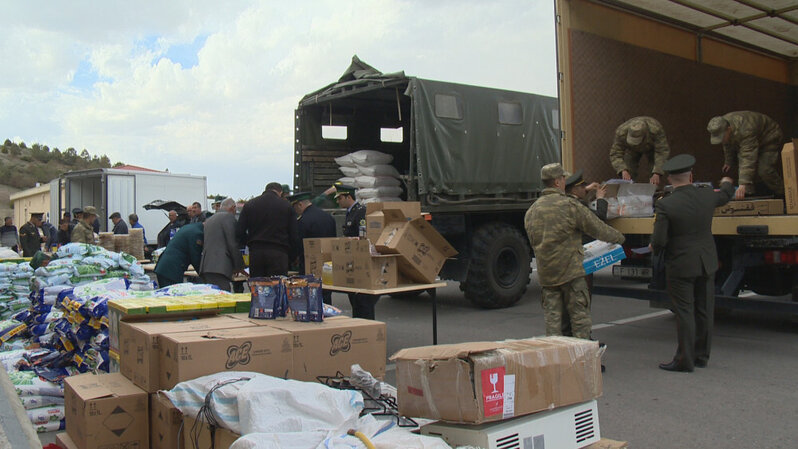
[652,154,734,372]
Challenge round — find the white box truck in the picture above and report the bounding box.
[50,168,207,242]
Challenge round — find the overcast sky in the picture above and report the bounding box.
[0,0,557,200]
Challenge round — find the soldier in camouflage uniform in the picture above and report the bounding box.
[707,111,784,200]
[609,116,670,185]
[524,163,625,339]
[70,206,97,244]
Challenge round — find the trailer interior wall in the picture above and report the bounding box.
[556,0,797,183]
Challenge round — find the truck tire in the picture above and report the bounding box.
[463,222,531,309]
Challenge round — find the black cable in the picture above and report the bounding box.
[189,376,251,449]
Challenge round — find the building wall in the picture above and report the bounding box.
[11,185,52,228]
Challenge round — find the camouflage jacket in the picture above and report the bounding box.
[70,221,95,244]
[525,188,625,287]
[609,116,670,175]
[721,111,783,185]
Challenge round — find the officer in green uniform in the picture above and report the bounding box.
[19,213,44,257]
[290,191,337,304]
[609,116,670,185]
[154,223,204,288]
[707,111,784,199]
[525,163,625,339]
[652,154,734,372]
[335,185,376,319]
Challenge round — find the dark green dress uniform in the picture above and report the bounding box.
[652,154,734,372]
[19,219,42,257]
[335,185,377,319]
[154,223,204,288]
[343,202,366,238]
[290,192,337,304]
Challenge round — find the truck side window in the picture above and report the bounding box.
[322,125,348,140]
[380,127,403,143]
[435,94,463,120]
[498,102,522,125]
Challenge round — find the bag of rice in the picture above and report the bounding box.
[350,150,394,166]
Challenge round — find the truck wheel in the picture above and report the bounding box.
[463,223,530,309]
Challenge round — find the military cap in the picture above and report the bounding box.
[626,119,647,145]
[72,207,83,215]
[281,184,292,195]
[30,212,44,220]
[109,212,121,219]
[566,169,585,188]
[82,206,98,216]
[707,116,729,145]
[334,184,357,198]
[540,163,565,181]
[287,192,313,204]
[662,154,696,174]
[29,251,53,270]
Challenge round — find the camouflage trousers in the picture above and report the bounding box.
[754,150,784,196]
[623,149,655,181]
[541,277,591,339]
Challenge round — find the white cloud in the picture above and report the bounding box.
[0,0,557,200]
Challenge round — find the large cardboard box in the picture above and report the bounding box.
[229,314,387,381]
[714,199,784,216]
[375,210,458,283]
[365,201,422,242]
[391,337,602,424]
[331,238,399,289]
[64,373,149,449]
[303,237,340,278]
[119,315,251,392]
[55,432,79,449]
[783,140,798,214]
[150,392,183,449]
[583,240,626,275]
[159,325,292,390]
[183,416,240,449]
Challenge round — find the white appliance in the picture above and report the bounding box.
[420,400,600,449]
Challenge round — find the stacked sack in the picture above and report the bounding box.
[0,262,34,319]
[335,150,404,203]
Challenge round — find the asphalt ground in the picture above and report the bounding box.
[324,267,798,449]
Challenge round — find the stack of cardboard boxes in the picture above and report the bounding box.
[57,301,387,448]
[304,201,458,290]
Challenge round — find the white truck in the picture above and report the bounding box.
[50,168,207,241]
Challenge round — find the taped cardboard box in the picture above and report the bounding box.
[150,392,183,449]
[303,237,340,278]
[183,416,240,449]
[229,314,387,381]
[783,140,798,214]
[331,238,399,289]
[714,199,783,216]
[365,201,422,242]
[375,210,458,283]
[119,315,252,392]
[391,337,602,424]
[64,373,149,449]
[159,325,293,390]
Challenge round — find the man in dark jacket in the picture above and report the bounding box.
[19,213,44,257]
[290,191,337,304]
[237,182,299,277]
[109,212,129,235]
[652,154,734,372]
[1,217,20,253]
[154,223,204,288]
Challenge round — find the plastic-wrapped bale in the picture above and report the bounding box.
[127,228,145,261]
[112,234,129,254]
[98,233,115,252]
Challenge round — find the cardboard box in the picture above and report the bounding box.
[365,201,422,242]
[229,314,387,381]
[150,392,183,449]
[783,140,798,214]
[375,210,458,283]
[159,325,292,390]
[714,199,784,216]
[183,416,240,449]
[64,373,149,449]
[583,240,626,275]
[303,237,340,278]
[331,238,399,289]
[584,438,629,449]
[119,315,252,392]
[55,432,79,449]
[391,337,602,424]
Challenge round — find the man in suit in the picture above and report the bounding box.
[238,182,299,277]
[290,191,337,304]
[652,154,734,372]
[199,198,245,292]
[154,223,204,288]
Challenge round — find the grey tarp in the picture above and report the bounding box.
[406,78,560,195]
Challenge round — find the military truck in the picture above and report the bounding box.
[554,0,798,308]
[294,56,560,308]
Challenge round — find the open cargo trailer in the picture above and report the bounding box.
[294,57,560,308]
[555,0,798,309]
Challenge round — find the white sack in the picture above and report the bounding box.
[339,166,361,177]
[356,186,403,199]
[356,164,400,177]
[334,154,357,168]
[354,176,401,188]
[349,150,393,166]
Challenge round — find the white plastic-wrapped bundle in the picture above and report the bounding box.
[354,175,401,188]
[357,164,400,177]
[356,186,403,199]
[349,150,393,166]
[337,177,355,185]
[338,166,361,177]
[98,232,115,251]
[334,154,357,168]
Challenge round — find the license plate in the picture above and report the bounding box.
[612,265,652,279]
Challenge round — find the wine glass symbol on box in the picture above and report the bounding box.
[489,372,499,393]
